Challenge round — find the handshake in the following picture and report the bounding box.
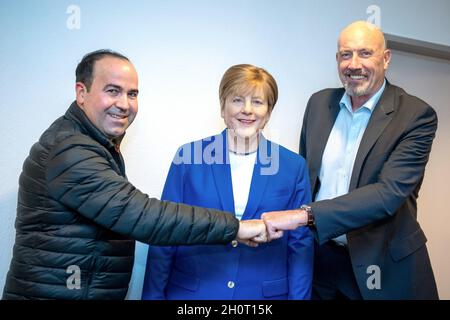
[236,209,308,247]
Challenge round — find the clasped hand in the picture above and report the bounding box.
[236,209,307,247]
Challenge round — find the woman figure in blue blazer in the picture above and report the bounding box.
[142,64,313,300]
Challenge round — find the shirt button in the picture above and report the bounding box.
[227,281,235,289]
[231,240,238,247]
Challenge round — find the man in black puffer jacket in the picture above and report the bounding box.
[2,50,268,300]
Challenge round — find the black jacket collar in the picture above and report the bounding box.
[65,101,125,150]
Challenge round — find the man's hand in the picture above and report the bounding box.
[261,209,307,241]
[236,219,268,247]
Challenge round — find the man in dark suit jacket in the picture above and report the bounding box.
[262,21,439,299]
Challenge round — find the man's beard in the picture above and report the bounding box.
[343,81,370,97]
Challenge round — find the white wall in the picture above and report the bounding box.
[1,0,449,299]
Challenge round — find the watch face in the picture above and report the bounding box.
[301,205,311,212]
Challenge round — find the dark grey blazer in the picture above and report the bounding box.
[300,81,439,299]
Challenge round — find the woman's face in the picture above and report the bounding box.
[221,86,271,141]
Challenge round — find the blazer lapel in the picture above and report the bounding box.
[309,90,342,190]
[242,135,270,220]
[349,83,396,191]
[211,130,235,213]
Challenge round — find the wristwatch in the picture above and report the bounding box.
[300,205,315,227]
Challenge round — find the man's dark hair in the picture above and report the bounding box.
[75,49,130,91]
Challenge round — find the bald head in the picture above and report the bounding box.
[338,21,386,52]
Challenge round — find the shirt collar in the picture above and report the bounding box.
[339,79,386,113]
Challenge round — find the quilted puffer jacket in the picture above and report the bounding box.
[3,102,239,300]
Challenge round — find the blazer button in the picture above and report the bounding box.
[227,281,235,289]
[231,240,238,247]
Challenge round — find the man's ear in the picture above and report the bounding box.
[383,49,392,70]
[75,82,87,106]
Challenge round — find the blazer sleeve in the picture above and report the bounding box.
[142,156,184,300]
[311,103,438,245]
[46,137,239,246]
[287,158,314,299]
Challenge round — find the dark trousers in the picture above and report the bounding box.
[312,241,363,300]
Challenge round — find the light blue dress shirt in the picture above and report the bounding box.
[316,80,386,245]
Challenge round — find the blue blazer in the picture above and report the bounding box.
[142,130,313,300]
